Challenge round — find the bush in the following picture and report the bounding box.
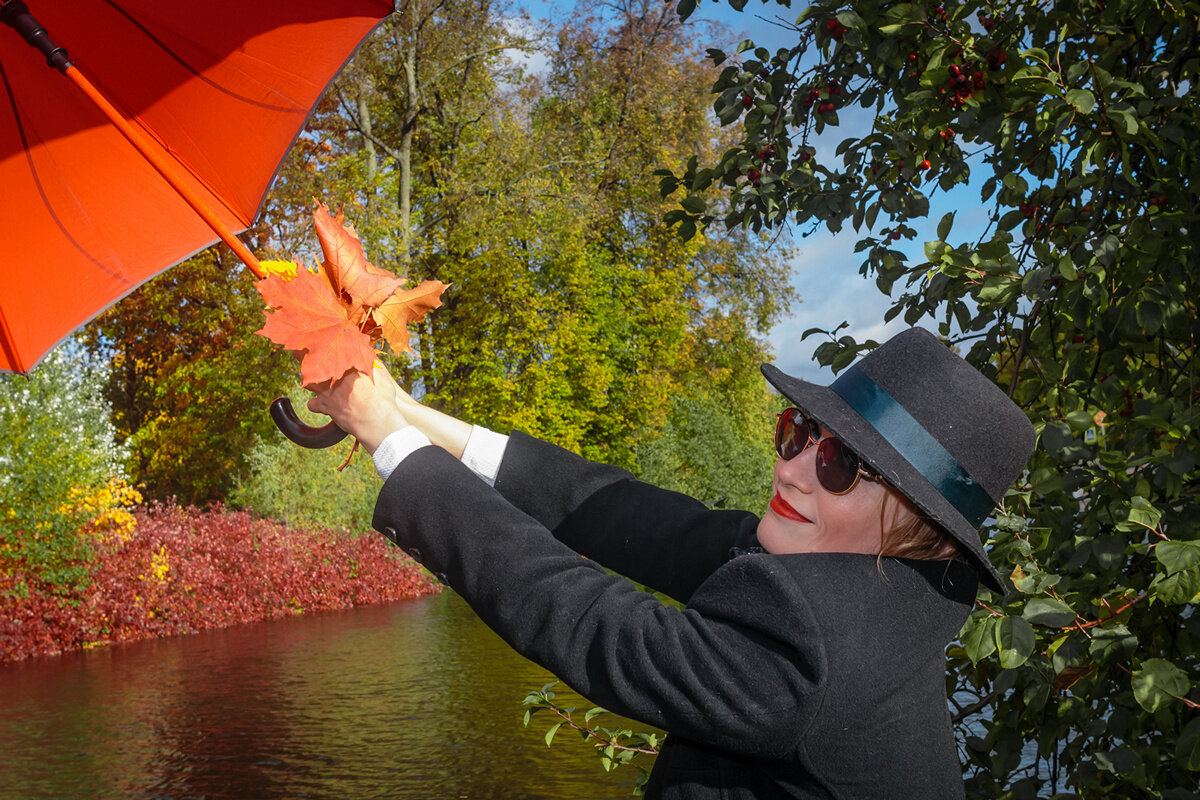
[0,504,440,663]
[231,384,382,532]
[0,344,132,590]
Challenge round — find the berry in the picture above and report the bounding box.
[825,18,847,41]
[987,48,1007,70]
[891,231,902,240]
[800,151,812,162]
[919,159,931,170]
[747,168,761,184]
[742,95,754,108]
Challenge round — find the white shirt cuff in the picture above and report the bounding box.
[371,424,509,485]
[372,427,432,481]
[461,425,509,487]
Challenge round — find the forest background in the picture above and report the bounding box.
[1,0,1198,797]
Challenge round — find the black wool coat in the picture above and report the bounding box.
[372,432,978,799]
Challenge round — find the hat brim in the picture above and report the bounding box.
[761,363,1004,593]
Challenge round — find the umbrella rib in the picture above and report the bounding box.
[102,0,298,113]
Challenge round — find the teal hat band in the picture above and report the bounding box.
[830,366,996,528]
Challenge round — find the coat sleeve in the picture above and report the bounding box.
[491,431,762,602]
[372,445,826,760]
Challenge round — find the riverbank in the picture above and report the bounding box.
[0,504,440,664]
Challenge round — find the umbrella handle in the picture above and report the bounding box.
[269,398,349,449]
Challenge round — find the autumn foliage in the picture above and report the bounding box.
[0,505,440,664]
[255,204,449,387]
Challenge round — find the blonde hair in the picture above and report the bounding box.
[877,489,962,561]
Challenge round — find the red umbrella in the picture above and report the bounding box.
[0,0,392,375]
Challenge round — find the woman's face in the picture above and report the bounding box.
[757,423,910,555]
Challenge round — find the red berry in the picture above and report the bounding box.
[988,48,1007,70]
[800,151,812,162]
[747,168,761,184]
[908,53,917,62]
[891,231,902,240]
[919,159,931,170]
[742,95,754,108]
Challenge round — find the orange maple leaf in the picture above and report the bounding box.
[372,281,450,354]
[256,265,377,386]
[314,204,401,309]
[255,204,450,388]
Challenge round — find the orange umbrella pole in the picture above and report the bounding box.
[62,67,266,279]
[2,1,265,280]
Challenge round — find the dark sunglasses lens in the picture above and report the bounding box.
[815,438,862,493]
[774,410,812,460]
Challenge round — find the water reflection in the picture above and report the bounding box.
[0,592,653,799]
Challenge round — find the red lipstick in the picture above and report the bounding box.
[769,492,811,523]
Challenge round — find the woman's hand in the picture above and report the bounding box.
[307,364,410,454]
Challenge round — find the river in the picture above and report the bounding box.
[0,591,654,799]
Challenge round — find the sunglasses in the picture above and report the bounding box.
[774,408,876,495]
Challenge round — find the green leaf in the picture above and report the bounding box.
[680,195,706,215]
[1065,89,1096,114]
[1156,540,1200,574]
[1177,717,1200,771]
[1151,567,1200,605]
[1095,746,1138,775]
[1023,597,1076,627]
[961,614,998,664]
[1132,658,1190,713]
[994,615,1036,668]
[1117,497,1161,533]
[544,721,564,746]
[1107,107,1138,135]
[937,211,955,241]
[1089,624,1137,665]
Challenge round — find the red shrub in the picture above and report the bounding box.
[0,505,439,663]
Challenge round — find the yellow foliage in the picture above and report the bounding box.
[148,544,170,583]
[260,259,301,280]
[60,478,143,545]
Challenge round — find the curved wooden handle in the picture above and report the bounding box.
[269,397,349,449]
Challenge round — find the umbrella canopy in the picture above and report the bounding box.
[0,0,394,374]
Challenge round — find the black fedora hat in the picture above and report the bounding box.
[760,327,1035,593]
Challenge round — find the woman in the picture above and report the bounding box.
[308,326,1035,799]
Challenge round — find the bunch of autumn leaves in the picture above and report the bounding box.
[255,204,448,388]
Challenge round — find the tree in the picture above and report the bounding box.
[82,250,293,505]
[667,0,1199,794]
[267,0,794,470]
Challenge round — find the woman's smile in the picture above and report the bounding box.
[769,492,811,523]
